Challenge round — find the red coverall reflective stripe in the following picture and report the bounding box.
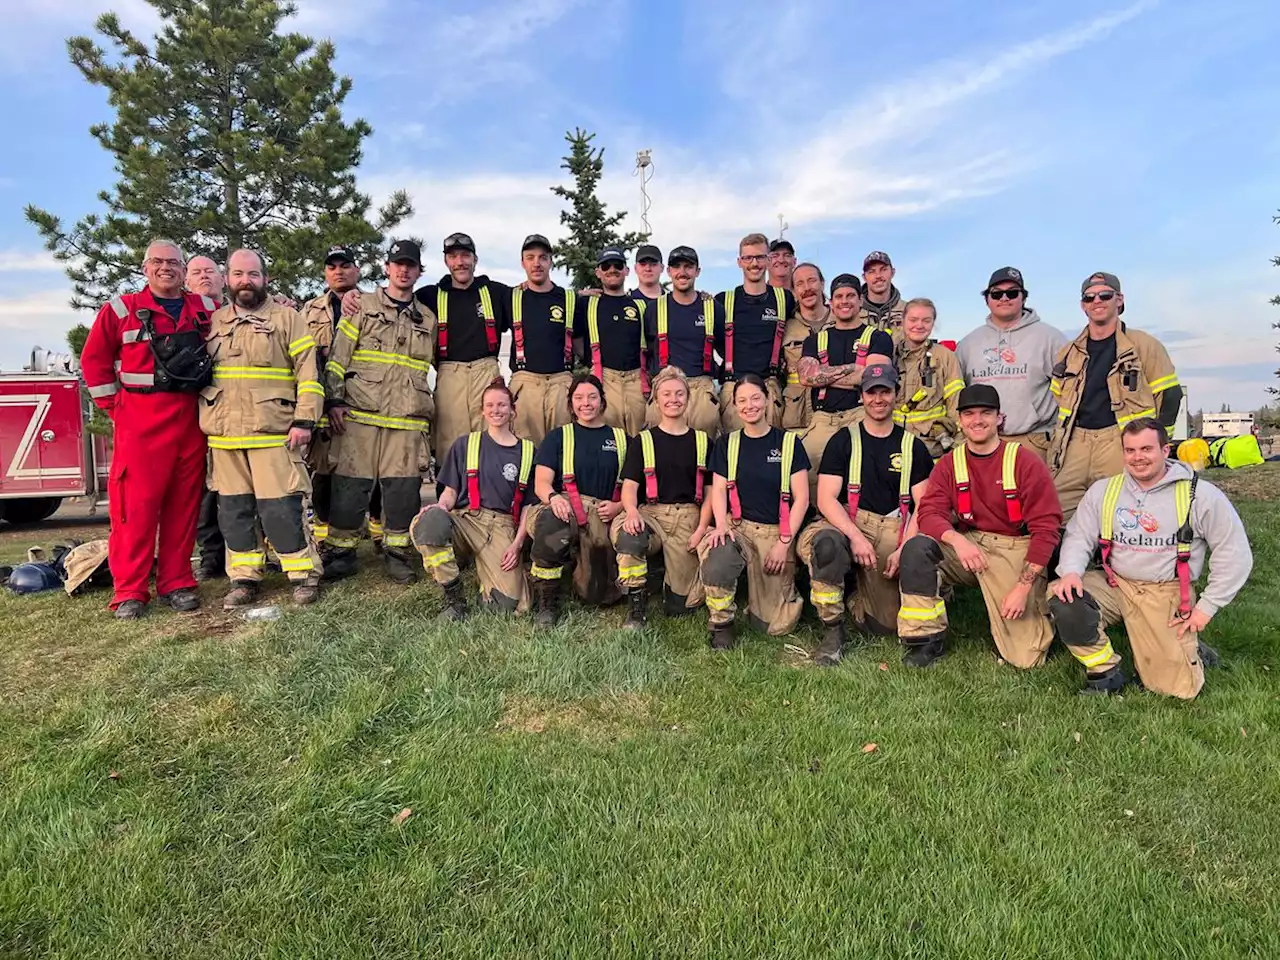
[81,287,214,609]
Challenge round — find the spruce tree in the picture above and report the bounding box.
[25,0,411,308]
[550,129,649,290]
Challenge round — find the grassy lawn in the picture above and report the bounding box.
[2,468,1279,958]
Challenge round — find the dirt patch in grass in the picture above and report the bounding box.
[1209,462,1280,503]
[494,692,655,740]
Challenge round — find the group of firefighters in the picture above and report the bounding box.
[77,231,1253,700]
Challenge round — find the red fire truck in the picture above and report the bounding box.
[0,348,111,525]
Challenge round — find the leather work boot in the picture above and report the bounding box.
[292,575,321,606]
[114,599,147,620]
[709,621,736,651]
[533,579,561,628]
[319,546,358,581]
[902,638,945,668]
[1080,665,1129,695]
[223,580,260,610]
[814,619,846,667]
[194,561,224,582]
[384,549,418,585]
[159,588,201,613]
[622,588,647,630]
[437,578,469,622]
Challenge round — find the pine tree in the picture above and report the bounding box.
[550,129,649,290]
[25,0,411,308]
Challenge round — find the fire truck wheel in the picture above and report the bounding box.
[1,497,62,526]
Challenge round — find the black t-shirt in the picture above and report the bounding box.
[578,293,645,371]
[535,422,625,501]
[801,324,895,412]
[154,295,185,321]
[715,286,797,379]
[710,426,811,524]
[509,286,578,375]
[437,432,532,511]
[621,426,702,504]
[417,275,510,364]
[644,295,722,378]
[818,424,934,515]
[1076,334,1118,429]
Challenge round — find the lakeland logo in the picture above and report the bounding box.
[767,447,783,463]
[972,360,1029,380]
[1113,507,1176,549]
[982,345,1018,365]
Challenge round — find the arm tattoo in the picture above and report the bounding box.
[798,356,863,388]
[1018,562,1044,585]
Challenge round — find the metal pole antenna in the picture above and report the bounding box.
[635,149,654,234]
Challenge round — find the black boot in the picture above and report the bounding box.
[534,578,561,628]
[1198,641,1221,669]
[815,619,846,667]
[709,620,736,650]
[383,548,418,585]
[437,578,469,622]
[902,637,945,668]
[1080,665,1128,695]
[319,546,358,581]
[623,588,647,630]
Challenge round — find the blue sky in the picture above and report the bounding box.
[1,0,1278,410]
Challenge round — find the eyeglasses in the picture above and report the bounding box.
[986,288,1023,301]
[147,258,182,269]
[1081,291,1117,303]
[739,254,768,264]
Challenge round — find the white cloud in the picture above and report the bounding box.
[0,251,59,273]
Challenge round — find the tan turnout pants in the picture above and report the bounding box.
[1053,425,1124,522]
[719,377,783,433]
[801,409,862,501]
[1002,429,1052,464]
[434,358,501,461]
[897,531,1053,668]
[610,503,705,609]
[780,378,812,431]
[511,370,573,445]
[1055,570,1204,700]
[698,519,802,636]
[797,514,903,634]
[601,367,647,436]
[209,445,321,582]
[647,374,721,439]
[526,496,622,605]
[327,419,427,552]
[410,506,530,613]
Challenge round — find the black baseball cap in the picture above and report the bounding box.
[667,245,699,267]
[769,238,795,255]
[862,363,898,392]
[443,232,476,254]
[636,244,662,264]
[831,273,862,295]
[957,383,1001,412]
[597,246,626,266]
[386,240,421,266]
[324,245,356,265]
[521,233,553,254]
[1081,271,1121,294]
[863,251,893,269]
[984,266,1026,295]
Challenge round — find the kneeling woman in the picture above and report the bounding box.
[613,366,714,629]
[700,373,810,648]
[411,379,535,617]
[526,373,628,625]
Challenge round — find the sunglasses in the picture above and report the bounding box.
[986,288,1023,301]
[1081,291,1117,303]
[600,262,626,272]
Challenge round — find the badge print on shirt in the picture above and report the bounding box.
[502,462,519,481]
[983,344,1017,365]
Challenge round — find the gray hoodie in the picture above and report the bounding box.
[955,309,1065,435]
[1057,461,1252,617]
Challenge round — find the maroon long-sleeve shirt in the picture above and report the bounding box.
[918,440,1063,567]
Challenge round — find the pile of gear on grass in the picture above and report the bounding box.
[2,540,112,596]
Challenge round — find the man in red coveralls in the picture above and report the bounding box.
[894,383,1063,668]
[81,240,218,618]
